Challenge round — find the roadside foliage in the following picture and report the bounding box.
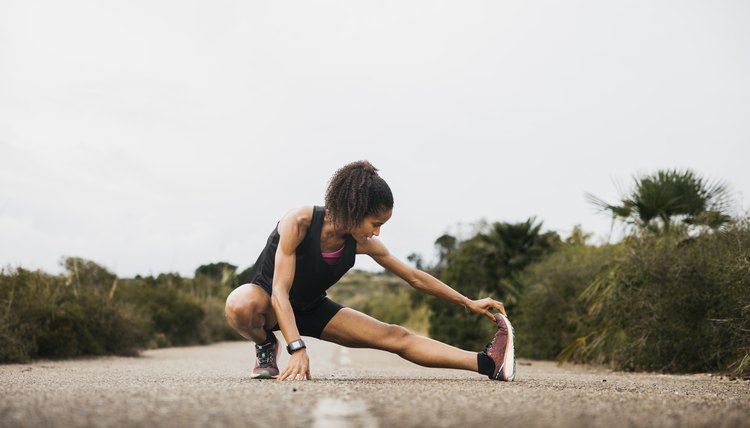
[516,169,748,376]
[557,223,750,376]
[0,259,240,363]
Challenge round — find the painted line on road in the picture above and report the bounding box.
[312,397,377,428]
[339,347,352,366]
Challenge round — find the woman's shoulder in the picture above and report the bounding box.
[275,206,316,246]
[279,205,315,230]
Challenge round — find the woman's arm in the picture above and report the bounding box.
[271,206,313,381]
[360,237,507,322]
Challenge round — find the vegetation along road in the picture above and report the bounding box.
[1,340,748,428]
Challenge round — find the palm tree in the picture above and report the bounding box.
[475,219,559,303]
[586,169,733,234]
[428,218,558,349]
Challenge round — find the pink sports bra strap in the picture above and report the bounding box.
[321,245,345,265]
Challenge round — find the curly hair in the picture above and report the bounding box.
[325,160,394,231]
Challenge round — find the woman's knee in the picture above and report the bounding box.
[383,324,414,353]
[225,284,269,324]
[224,287,244,319]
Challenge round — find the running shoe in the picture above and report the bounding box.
[251,335,279,379]
[482,313,516,381]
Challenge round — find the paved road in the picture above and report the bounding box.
[1,340,748,428]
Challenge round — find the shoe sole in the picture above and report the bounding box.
[250,371,278,380]
[497,314,516,382]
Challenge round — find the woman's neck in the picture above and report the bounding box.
[320,216,347,249]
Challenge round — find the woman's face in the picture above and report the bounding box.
[351,208,393,242]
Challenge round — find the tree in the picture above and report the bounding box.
[434,234,457,271]
[236,265,255,285]
[62,257,117,299]
[476,219,560,303]
[194,262,238,298]
[586,169,733,234]
[194,262,237,281]
[406,253,424,270]
[427,219,559,349]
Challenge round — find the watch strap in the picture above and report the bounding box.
[286,339,306,354]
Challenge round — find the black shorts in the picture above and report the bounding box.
[255,284,344,339]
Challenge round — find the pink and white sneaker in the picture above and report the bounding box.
[251,335,279,379]
[482,313,516,381]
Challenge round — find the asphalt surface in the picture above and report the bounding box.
[1,339,748,428]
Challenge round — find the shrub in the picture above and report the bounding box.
[197,297,240,343]
[516,241,620,360]
[0,267,141,363]
[114,279,206,347]
[563,220,750,376]
[0,257,249,363]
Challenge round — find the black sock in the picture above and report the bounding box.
[477,352,495,378]
[260,330,276,346]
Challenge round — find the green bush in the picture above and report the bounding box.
[115,278,206,347]
[116,266,242,348]
[0,267,141,362]
[32,293,140,358]
[516,241,620,360]
[0,269,41,362]
[563,221,750,376]
[360,288,412,326]
[197,297,242,342]
[0,258,242,363]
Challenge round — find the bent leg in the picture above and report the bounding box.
[225,283,278,343]
[320,308,478,372]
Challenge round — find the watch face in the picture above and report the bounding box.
[287,339,306,354]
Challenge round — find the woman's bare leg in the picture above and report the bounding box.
[320,308,478,371]
[225,284,278,343]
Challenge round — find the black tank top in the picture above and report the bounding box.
[246,206,357,310]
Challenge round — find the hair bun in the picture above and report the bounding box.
[353,160,378,175]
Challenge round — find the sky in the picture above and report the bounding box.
[1,0,748,278]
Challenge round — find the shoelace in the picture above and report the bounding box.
[483,337,495,354]
[256,342,275,367]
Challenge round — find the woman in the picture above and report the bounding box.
[225,160,515,382]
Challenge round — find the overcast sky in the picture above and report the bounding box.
[1,0,748,278]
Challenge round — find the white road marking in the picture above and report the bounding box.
[312,397,378,428]
[339,347,352,365]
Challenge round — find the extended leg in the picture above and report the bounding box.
[320,308,478,371]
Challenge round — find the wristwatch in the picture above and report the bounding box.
[286,339,307,354]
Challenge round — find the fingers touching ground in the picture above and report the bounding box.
[277,351,312,381]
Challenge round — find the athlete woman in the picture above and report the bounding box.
[225,160,515,382]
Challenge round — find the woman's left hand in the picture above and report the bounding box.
[466,298,507,323]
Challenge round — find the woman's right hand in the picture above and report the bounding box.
[278,349,312,381]
[466,297,507,323]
